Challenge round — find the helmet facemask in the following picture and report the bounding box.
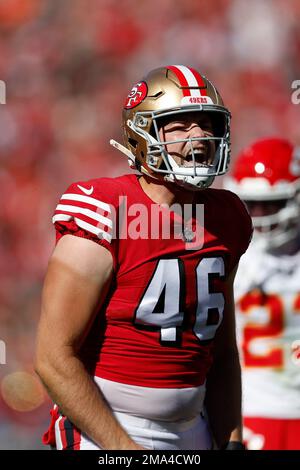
[244,192,300,249]
[127,105,231,190]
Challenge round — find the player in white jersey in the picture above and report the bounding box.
[224,137,300,449]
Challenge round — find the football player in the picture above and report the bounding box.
[35,65,252,450]
[224,137,300,449]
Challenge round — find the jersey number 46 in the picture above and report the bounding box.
[134,257,225,345]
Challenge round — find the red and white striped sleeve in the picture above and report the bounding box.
[52,180,118,259]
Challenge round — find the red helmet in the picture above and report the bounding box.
[225,137,300,248]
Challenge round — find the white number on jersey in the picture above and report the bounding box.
[195,257,225,341]
[134,257,225,345]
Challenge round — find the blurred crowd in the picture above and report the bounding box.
[0,0,299,449]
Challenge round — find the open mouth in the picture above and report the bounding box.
[183,149,211,167]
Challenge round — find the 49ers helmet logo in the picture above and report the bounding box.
[124,81,148,109]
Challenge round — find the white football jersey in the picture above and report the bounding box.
[234,242,300,418]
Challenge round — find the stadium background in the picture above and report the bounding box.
[0,0,299,449]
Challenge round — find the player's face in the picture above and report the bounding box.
[158,112,215,167]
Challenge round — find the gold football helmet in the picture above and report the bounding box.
[111,65,231,190]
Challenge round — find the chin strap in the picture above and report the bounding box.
[110,139,136,168]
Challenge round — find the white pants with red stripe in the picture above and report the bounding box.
[55,411,212,450]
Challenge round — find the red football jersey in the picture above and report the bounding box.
[53,174,252,389]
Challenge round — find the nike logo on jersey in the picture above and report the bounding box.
[77,184,94,195]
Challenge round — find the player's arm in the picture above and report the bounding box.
[204,264,243,449]
[35,234,143,450]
